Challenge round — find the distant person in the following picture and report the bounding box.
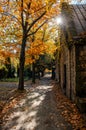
[51,66,55,80]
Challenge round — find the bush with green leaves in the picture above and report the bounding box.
[24,66,32,78]
[0,65,8,79]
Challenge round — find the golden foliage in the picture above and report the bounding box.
[0,0,59,65]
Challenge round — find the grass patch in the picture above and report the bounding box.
[0,78,19,82]
[0,77,29,82]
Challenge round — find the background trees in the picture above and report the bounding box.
[0,0,59,90]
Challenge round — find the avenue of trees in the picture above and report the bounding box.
[0,0,82,90]
[0,0,60,90]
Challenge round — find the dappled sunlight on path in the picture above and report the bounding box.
[1,74,72,130]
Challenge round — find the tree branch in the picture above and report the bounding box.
[21,0,24,28]
[27,20,48,37]
[1,12,22,25]
[27,11,46,34]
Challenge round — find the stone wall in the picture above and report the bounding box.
[59,42,86,101]
[66,47,71,99]
[76,44,86,97]
[60,43,71,99]
[55,53,60,82]
[70,45,76,101]
[60,44,66,89]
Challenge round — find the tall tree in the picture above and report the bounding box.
[25,22,58,83]
[0,0,59,90]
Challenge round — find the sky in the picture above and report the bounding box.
[70,0,86,4]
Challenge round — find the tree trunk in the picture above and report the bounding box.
[5,57,12,78]
[32,62,35,84]
[18,36,26,90]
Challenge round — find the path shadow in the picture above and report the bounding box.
[34,90,73,130]
[1,74,72,130]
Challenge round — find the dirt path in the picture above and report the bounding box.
[1,74,73,130]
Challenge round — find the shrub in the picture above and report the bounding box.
[0,65,8,79]
[24,66,32,78]
[11,65,15,78]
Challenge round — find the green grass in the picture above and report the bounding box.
[0,77,19,82]
[0,77,29,82]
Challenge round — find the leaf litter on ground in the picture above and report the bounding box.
[53,82,86,130]
[0,80,86,130]
[0,85,26,125]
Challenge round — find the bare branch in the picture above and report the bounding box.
[27,11,46,33]
[24,1,32,30]
[27,20,48,37]
[21,0,24,28]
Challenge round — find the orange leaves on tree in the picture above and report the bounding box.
[0,0,60,89]
[45,40,57,55]
[0,6,3,12]
[25,40,46,64]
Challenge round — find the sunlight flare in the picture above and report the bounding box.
[56,17,62,25]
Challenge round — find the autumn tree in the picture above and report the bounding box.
[25,22,58,82]
[0,0,59,90]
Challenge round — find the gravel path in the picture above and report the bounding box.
[1,74,72,130]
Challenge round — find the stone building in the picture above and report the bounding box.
[56,3,86,112]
